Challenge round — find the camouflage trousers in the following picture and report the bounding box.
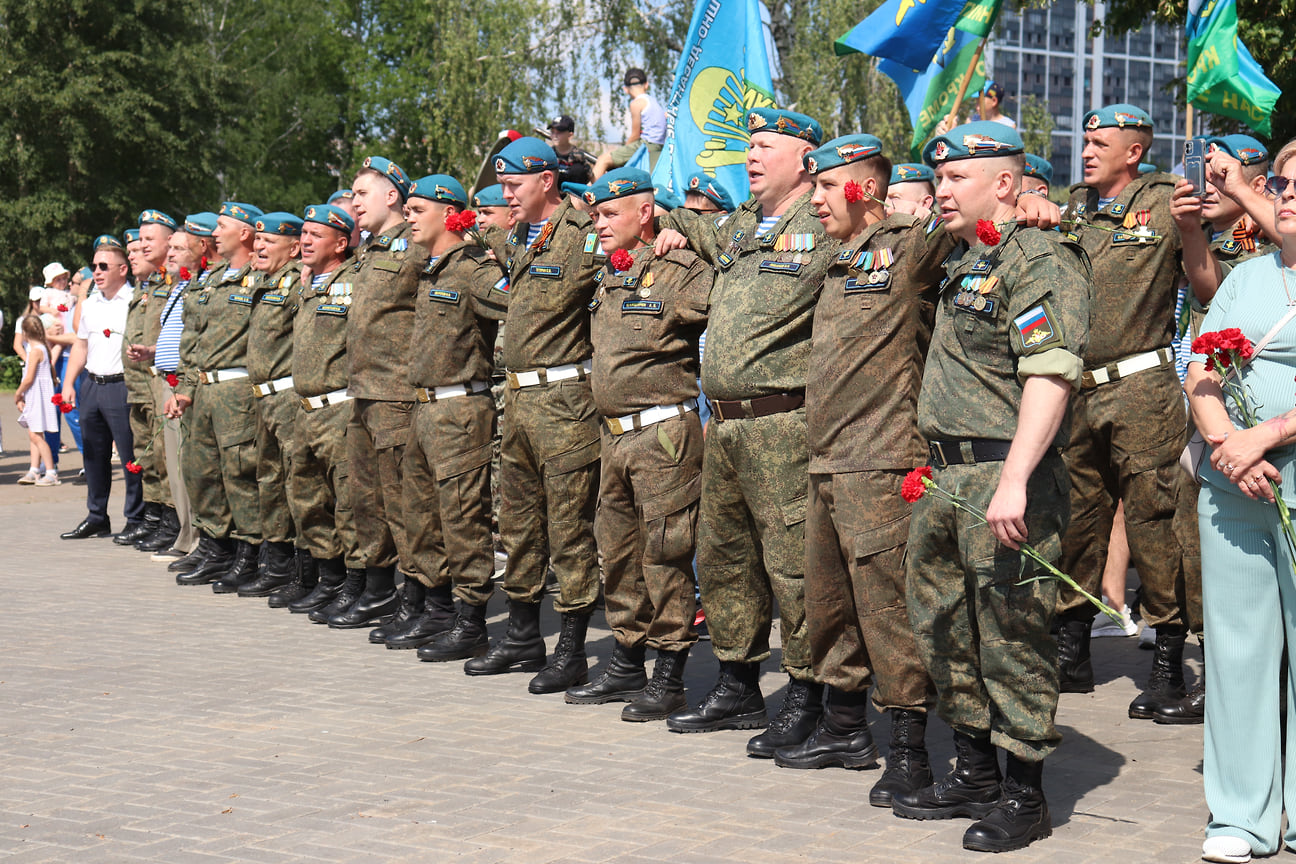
[499,379,601,614]
[403,392,496,602]
[181,378,260,542]
[1057,366,1201,630]
[289,399,361,567]
[597,413,702,653]
[152,375,196,552]
[346,398,413,571]
[906,454,1068,762]
[806,470,935,709]
[255,387,297,545]
[129,395,167,507]
[697,408,811,681]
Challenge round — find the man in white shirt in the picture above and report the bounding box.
[59,238,143,539]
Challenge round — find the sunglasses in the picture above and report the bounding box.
[91,262,113,271]
[1265,176,1295,197]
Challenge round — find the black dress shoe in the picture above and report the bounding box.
[61,518,112,540]
[113,520,151,545]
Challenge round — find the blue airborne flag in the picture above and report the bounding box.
[835,0,968,71]
[649,0,777,204]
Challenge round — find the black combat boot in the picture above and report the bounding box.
[565,642,647,704]
[368,578,427,644]
[1129,626,1188,718]
[385,583,459,648]
[309,566,365,623]
[529,612,592,694]
[666,661,767,732]
[268,550,317,608]
[868,708,932,807]
[237,541,295,597]
[747,677,824,757]
[176,536,234,585]
[115,503,157,545]
[169,533,217,573]
[328,565,399,628]
[892,731,1002,820]
[136,505,179,552]
[290,556,345,613]
[774,686,878,770]
[418,602,490,662]
[464,599,546,675]
[622,649,689,722]
[962,754,1051,852]
[1056,616,1095,694]
[1155,639,1205,725]
[212,541,260,593]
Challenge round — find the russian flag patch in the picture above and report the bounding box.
[1014,304,1056,349]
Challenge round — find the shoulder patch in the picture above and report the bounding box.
[1014,302,1062,351]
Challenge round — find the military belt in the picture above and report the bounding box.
[416,380,491,403]
[506,360,592,390]
[87,373,125,385]
[709,391,804,423]
[148,366,178,377]
[253,376,295,398]
[605,399,698,435]
[928,438,1013,468]
[300,388,352,413]
[198,367,249,385]
[1081,347,1173,389]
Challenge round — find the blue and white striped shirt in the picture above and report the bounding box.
[154,280,188,372]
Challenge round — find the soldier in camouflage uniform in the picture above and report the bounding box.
[331,156,424,631]
[390,175,509,657]
[1053,105,1199,721]
[281,204,366,614]
[164,202,264,590]
[237,212,304,598]
[890,122,1090,854]
[116,210,175,546]
[658,108,833,759]
[770,136,948,799]
[464,137,604,695]
[560,168,709,721]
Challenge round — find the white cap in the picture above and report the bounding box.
[28,286,44,301]
[42,262,70,283]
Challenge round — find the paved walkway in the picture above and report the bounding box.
[0,405,1206,863]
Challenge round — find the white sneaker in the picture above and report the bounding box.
[35,471,60,486]
[1139,624,1157,649]
[1092,603,1139,638]
[1202,835,1252,863]
[16,469,38,485]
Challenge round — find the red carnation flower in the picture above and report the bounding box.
[165,373,180,388]
[57,304,68,313]
[50,393,63,405]
[610,249,634,272]
[200,256,209,272]
[444,212,463,232]
[103,328,112,338]
[179,267,191,281]
[843,180,864,204]
[975,219,1002,246]
[901,466,933,503]
[457,210,477,229]
[125,461,143,474]
[60,403,73,413]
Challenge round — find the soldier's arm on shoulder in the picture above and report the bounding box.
[1008,232,1089,389]
[663,250,713,325]
[469,253,510,321]
[660,207,722,263]
[903,214,958,285]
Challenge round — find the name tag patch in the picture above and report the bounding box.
[261,292,287,305]
[428,288,460,304]
[621,299,664,314]
[317,303,348,316]
[530,264,563,279]
[758,260,803,275]
[228,293,253,305]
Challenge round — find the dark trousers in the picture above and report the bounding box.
[80,378,143,524]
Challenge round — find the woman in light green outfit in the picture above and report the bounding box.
[1187,139,1296,864]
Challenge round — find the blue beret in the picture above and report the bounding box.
[360,156,413,200]
[220,202,263,225]
[1083,103,1152,132]
[303,203,356,236]
[684,171,736,211]
[138,209,178,230]
[1207,134,1268,166]
[654,186,683,211]
[803,134,884,176]
[1138,162,1158,174]
[472,184,507,208]
[94,234,124,251]
[183,212,218,237]
[923,121,1024,166]
[494,137,559,175]
[560,182,588,198]
[123,229,140,244]
[409,174,468,207]
[581,167,654,206]
[746,108,823,145]
[890,163,935,185]
[78,266,93,280]
[1024,154,1053,185]
[253,212,304,236]
[327,189,355,204]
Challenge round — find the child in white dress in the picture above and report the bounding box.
[14,316,59,486]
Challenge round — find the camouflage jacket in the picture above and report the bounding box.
[122,271,161,404]
[293,261,355,399]
[407,241,509,389]
[346,220,425,402]
[247,261,302,384]
[175,259,255,401]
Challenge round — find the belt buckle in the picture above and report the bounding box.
[417,388,431,403]
[930,441,950,469]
